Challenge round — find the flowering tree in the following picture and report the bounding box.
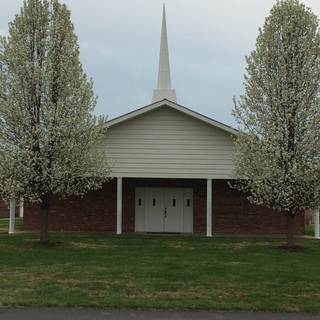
[233,0,320,248]
[0,0,110,243]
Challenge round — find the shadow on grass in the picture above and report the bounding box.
[278,244,308,251]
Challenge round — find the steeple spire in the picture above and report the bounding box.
[152,4,177,103]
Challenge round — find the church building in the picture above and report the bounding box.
[23,6,304,235]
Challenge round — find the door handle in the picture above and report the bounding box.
[164,207,167,218]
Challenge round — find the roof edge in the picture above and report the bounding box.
[104,99,238,136]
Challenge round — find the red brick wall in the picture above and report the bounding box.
[0,198,9,219]
[212,180,304,235]
[23,178,305,235]
[24,180,117,232]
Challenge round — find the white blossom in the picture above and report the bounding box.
[0,0,111,242]
[233,0,320,247]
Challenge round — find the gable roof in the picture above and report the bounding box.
[105,99,238,136]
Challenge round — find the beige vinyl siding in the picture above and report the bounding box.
[102,106,235,179]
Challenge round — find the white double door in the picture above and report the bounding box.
[135,187,193,233]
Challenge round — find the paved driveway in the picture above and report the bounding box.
[0,308,319,320]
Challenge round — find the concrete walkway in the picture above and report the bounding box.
[0,307,319,320]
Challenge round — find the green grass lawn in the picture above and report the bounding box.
[0,232,320,312]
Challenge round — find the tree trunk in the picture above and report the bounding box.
[286,213,295,248]
[40,205,49,244]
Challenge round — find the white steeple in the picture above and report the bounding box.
[152,4,177,103]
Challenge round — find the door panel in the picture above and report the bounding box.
[164,188,184,232]
[135,188,145,232]
[183,188,193,233]
[144,188,164,232]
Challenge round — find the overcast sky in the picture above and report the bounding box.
[1,0,320,127]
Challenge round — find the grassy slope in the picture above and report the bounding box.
[0,233,319,312]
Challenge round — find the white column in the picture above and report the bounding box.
[117,177,122,235]
[206,179,212,237]
[19,196,24,218]
[9,194,15,234]
[315,208,320,239]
